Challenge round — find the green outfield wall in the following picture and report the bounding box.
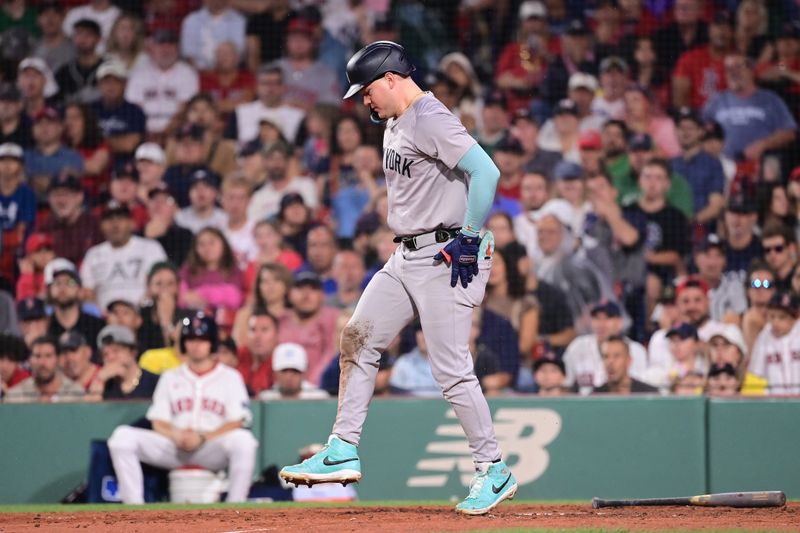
[1,397,797,504]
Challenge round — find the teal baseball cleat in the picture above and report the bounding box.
[455,461,517,515]
[279,435,361,487]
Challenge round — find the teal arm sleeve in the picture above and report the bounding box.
[456,143,500,237]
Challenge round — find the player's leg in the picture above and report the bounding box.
[407,245,517,514]
[190,429,258,502]
[280,251,415,485]
[107,426,182,504]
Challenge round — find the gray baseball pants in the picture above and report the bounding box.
[332,239,501,463]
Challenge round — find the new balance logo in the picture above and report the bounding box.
[407,408,562,488]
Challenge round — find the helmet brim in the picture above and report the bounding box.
[343,82,364,100]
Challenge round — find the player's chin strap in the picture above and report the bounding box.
[370,109,387,124]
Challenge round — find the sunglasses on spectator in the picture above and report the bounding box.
[750,278,773,289]
[764,244,785,254]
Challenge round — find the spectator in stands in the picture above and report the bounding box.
[233,262,292,345]
[172,96,238,181]
[81,201,167,309]
[486,212,518,251]
[45,258,105,347]
[174,169,226,234]
[748,292,800,394]
[236,309,279,396]
[756,23,800,115]
[761,222,798,292]
[277,16,340,111]
[671,107,725,225]
[55,18,102,104]
[673,11,733,111]
[6,334,86,403]
[593,335,658,394]
[303,225,338,295]
[533,345,569,396]
[652,0,707,75]
[509,109,560,177]
[741,261,776,351]
[437,52,483,133]
[143,184,193,267]
[181,0,245,71]
[245,220,303,286]
[106,298,142,341]
[277,193,312,259]
[179,227,245,314]
[389,321,439,397]
[541,19,595,108]
[92,60,145,159]
[56,330,98,391]
[278,272,338,386]
[0,83,33,148]
[578,130,603,181]
[34,2,75,74]
[247,142,317,221]
[706,323,766,396]
[734,0,770,60]
[623,84,680,157]
[15,232,55,301]
[513,171,551,262]
[552,161,588,233]
[88,324,158,400]
[723,193,762,276]
[17,297,48,347]
[17,57,57,119]
[63,102,110,200]
[162,126,210,208]
[0,333,29,395]
[221,176,256,268]
[591,56,629,121]
[327,250,365,311]
[538,99,581,163]
[476,91,509,156]
[492,136,525,209]
[105,13,144,70]
[134,142,166,201]
[703,53,797,161]
[200,41,255,117]
[543,73,604,142]
[245,0,291,68]
[25,107,84,198]
[564,299,649,395]
[233,64,304,146]
[331,142,382,242]
[0,142,35,281]
[693,233,747,323]
[63,0,120,53]
[138,262,186,353]
[103,163,144,229]
[259,342,328,400]
[471,306,519,396]
[706,363,739,396]
[126,29,199,136]
[666,322,708,386]
[630,36,670,109]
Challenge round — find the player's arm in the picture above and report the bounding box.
[202,420,244,441]
[457,143,500,237]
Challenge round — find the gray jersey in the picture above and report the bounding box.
[383,93,476,236]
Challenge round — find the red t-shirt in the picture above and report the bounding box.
[236,347,273,396]
[5,366,30,389]
[494,43,548,114]
[673,46,728,109]
[199,70,256,104]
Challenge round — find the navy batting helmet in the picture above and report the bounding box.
[179,312,219,353]
[343,41,415,99]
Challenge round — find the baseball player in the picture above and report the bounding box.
[280,41,517,515]
[107,312,258,504]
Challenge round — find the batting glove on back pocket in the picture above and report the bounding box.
[434,232,481,288]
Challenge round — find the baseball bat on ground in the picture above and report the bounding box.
[591,491,786,509]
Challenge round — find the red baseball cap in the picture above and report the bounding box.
[578,129,602,150]
[675,275,710,298]
[25,232,54,254]
[789,166,800,182]
[287,17,317,34]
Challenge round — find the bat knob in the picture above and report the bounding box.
[591,497,600,509]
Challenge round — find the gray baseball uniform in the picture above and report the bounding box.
[333,93,501,463]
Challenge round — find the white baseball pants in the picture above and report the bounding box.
[107,425,258,504]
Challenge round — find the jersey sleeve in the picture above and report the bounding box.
[146,371,172,422]
[225,370,253,427]
[413,107,477,170]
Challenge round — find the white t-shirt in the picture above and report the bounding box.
[645,320,720,389]
[235,100,305,145]
[591,96,626,121]
[63,4,121,54]
[247,176,318,221]
[126,57,199,133]
[80,236,167,309]
[147,363,252,433]
[223,219,258,267]
[175,207,228,234]
[563,334,650,395]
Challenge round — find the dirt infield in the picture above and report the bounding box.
[1,503,799,532]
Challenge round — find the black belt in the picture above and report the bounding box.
[393,227,460,251]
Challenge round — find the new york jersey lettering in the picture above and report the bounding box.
[384,147,414,177]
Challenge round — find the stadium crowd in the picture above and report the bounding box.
[2,0,800,402]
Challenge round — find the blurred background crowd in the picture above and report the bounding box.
[2,0,800,403]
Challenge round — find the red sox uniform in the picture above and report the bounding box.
[748,320,800,394]
[333,93,502,464]
[107,363,258,503]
